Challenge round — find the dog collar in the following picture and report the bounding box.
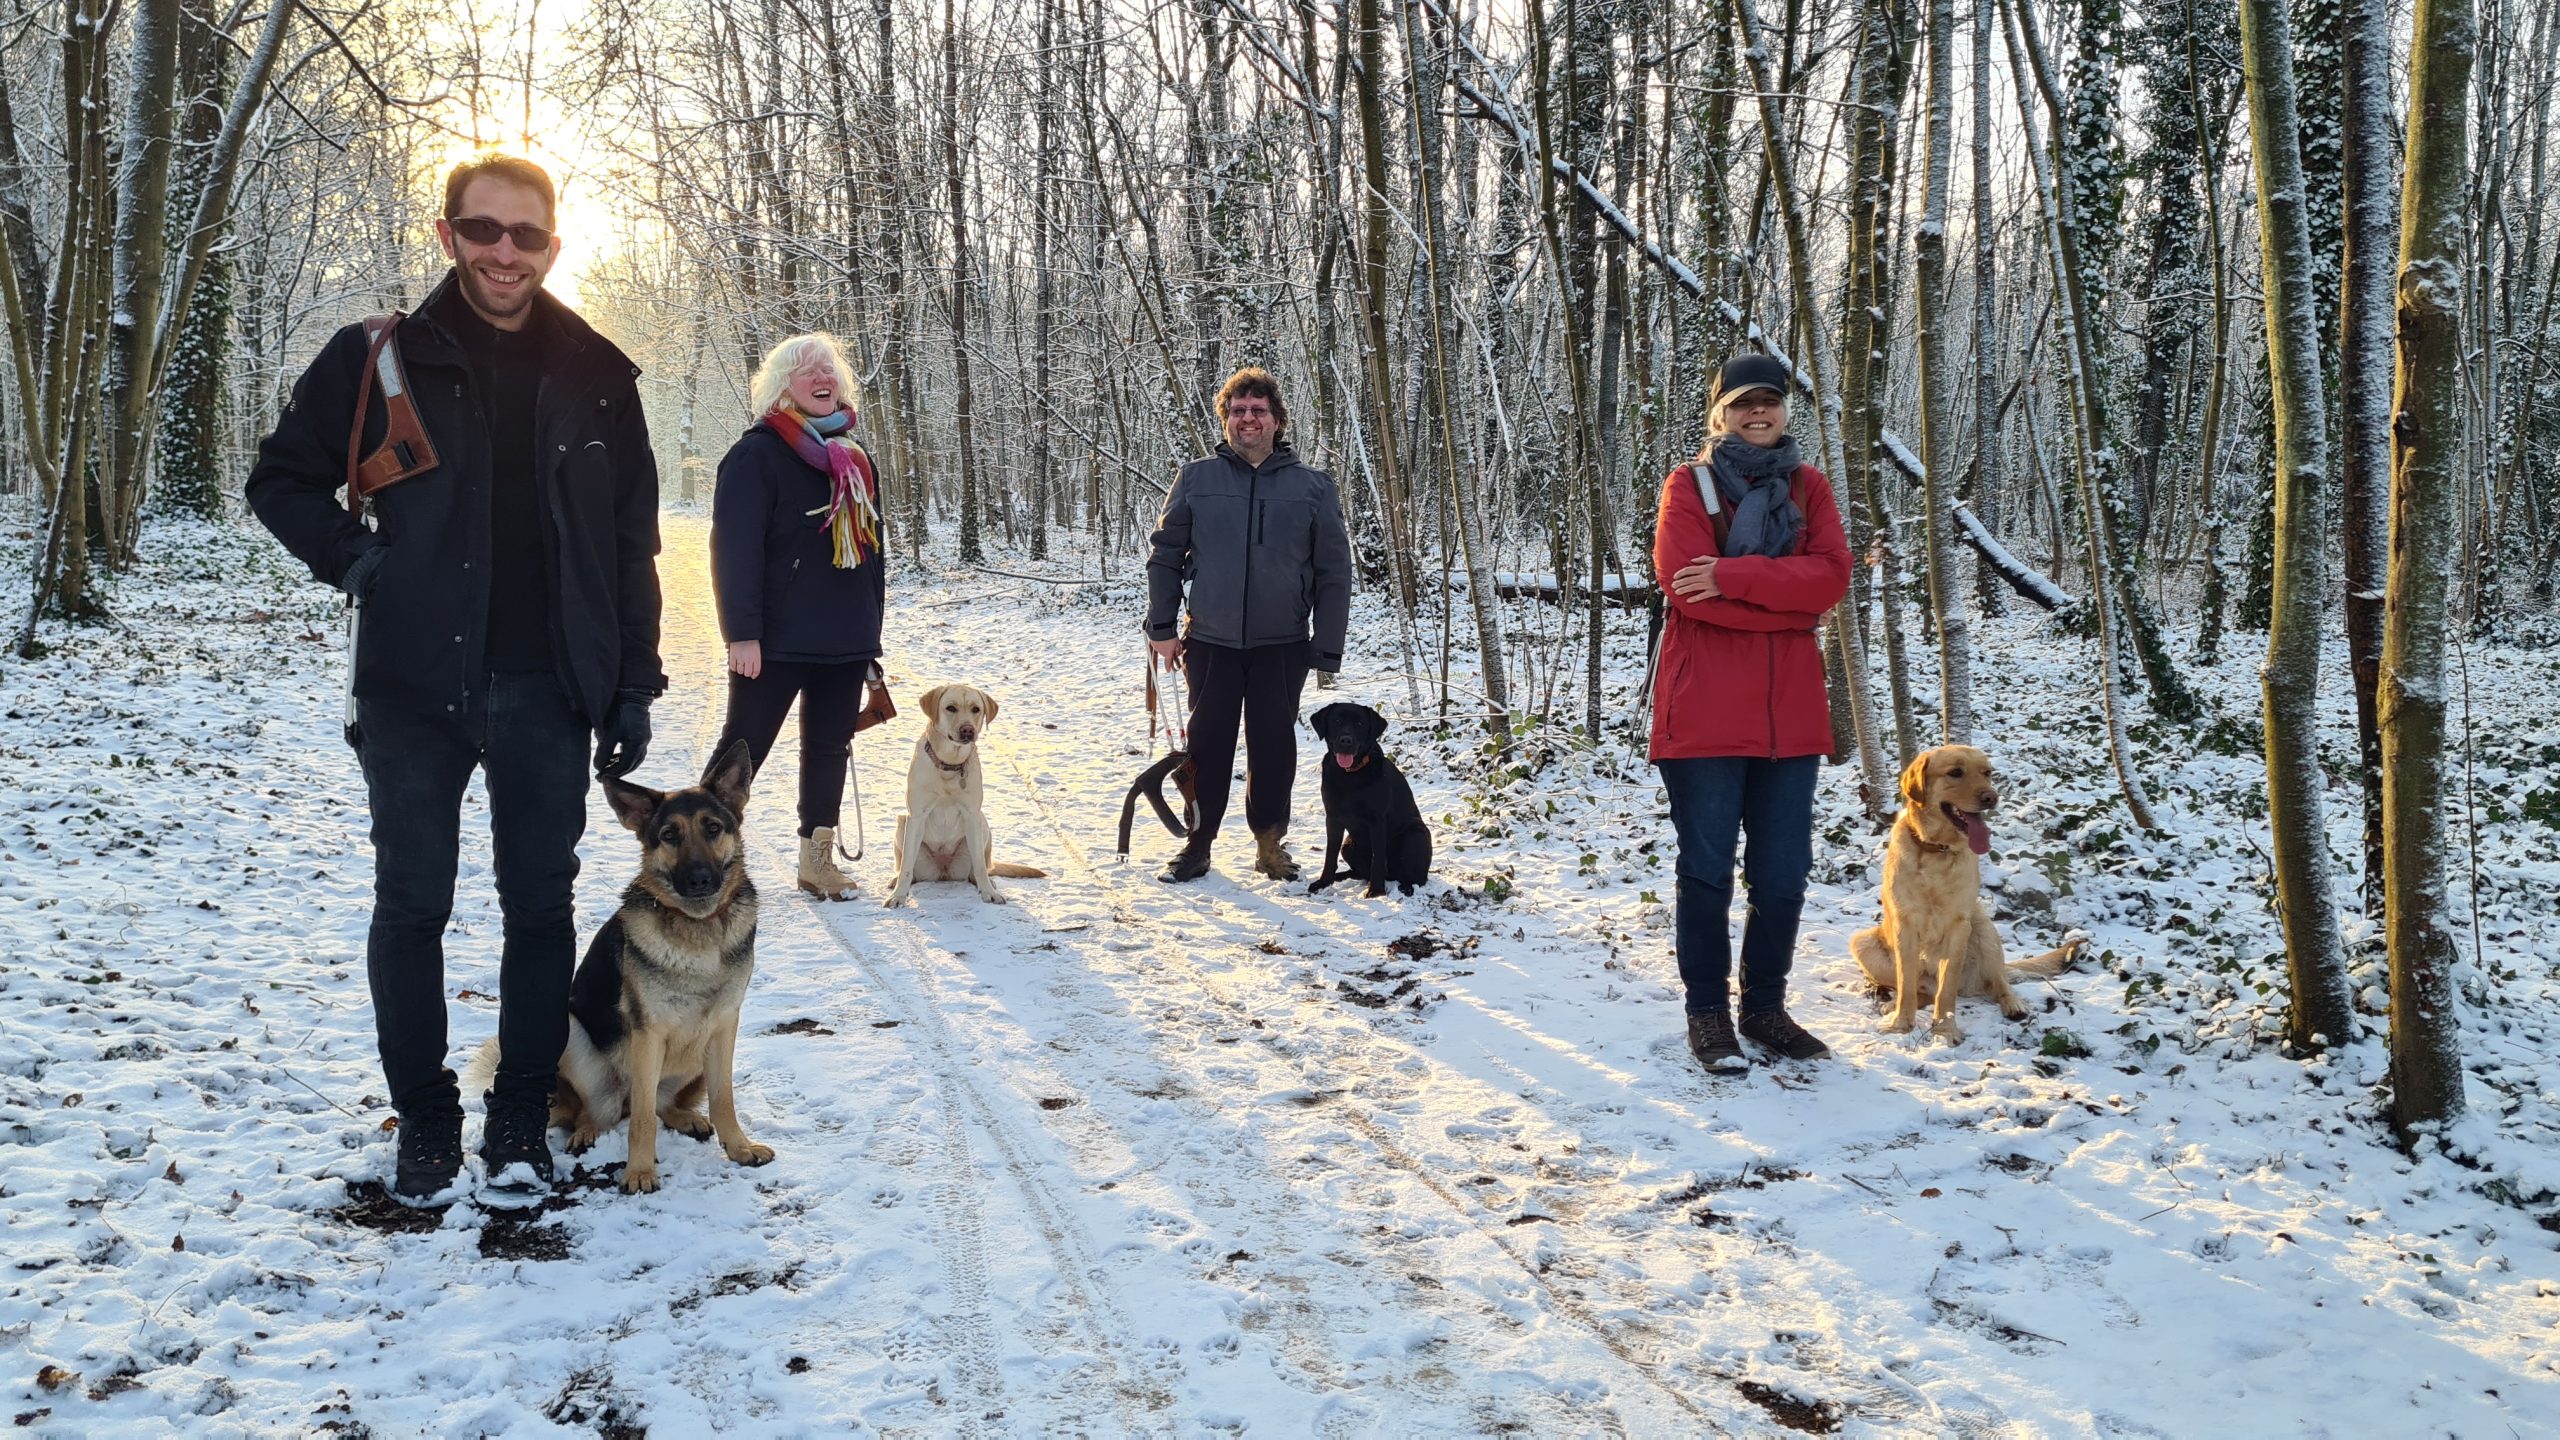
[923,737,970,774]
[1911,835,1953,855]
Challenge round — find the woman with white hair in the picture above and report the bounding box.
[710,332,888,899]
[1649,355,1852,1070]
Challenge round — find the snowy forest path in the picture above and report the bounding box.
[673,518,2009,1434]
[657,518,1725,1432]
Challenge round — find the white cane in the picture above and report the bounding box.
[341,596,363,749]
[837,660,882,863]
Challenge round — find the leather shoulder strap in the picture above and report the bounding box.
[343,315,397,517]
[345,311,440,513]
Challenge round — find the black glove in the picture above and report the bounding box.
[340,544,388,602]
[594,697,652,779]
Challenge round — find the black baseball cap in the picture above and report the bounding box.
[1714,354,1793,407]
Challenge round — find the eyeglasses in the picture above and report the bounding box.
[447,215,555,252]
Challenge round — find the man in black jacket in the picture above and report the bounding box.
[246,154,665,1206]
[1145,368,1353,883]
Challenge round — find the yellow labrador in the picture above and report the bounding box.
[884,684,1045,906]
[1852,744,2085,1042]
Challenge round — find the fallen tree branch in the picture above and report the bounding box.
[1953,503,2078,611]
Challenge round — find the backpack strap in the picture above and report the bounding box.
[343,312,440,516]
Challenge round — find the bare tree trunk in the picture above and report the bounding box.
[1030,0,1061,563]
[101,0,182,553]
[876,0,926,556]
[2340,0,2396,918]
[1525,0,1607,738]
[1841,0,1921,764]
[942,0,984,564]
[1968,0,2005,621]
[2381,0,2472,1147]
[2184,0,2240,664]
[2236,0,2355,1050]
[153,0,231,521]
[679,313,706,504]
[1352,0,1421,616]
[1917,0,1971,742]
[1400,0,1510,745]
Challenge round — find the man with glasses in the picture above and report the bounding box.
[1145,367,1354,884]
[247,154,665,1207]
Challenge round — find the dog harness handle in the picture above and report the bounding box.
[344,312,439,515]
[1146,650,1190,754]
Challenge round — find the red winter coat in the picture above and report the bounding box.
[1648,459,1853,762]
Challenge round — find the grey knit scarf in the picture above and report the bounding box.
[1705,432,1805,558]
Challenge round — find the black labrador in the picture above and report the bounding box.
[1306,702,1433,897]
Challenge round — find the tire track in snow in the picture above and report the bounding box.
[655,525,1016,1430]
[990,739,1755,1435]
[820,915,1158,1431]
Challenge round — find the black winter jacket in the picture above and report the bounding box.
[1144,440,1353,669]
[245,273,665,727]
[709,424,887,665]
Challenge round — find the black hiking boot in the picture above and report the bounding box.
[1740,1008,1833,1062]
[1158,835,1213,884]
[479,1090,557,1207]
[1686,1010,1748,1073]
[389,1106,466,1208]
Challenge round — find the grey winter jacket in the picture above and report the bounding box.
[1145,441,1354,668]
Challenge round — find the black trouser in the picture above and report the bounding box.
[1184,638,1311,840]
[716,659,869,837]
[355,672,592,1118]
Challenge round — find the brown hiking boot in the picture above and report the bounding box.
[1686,1010,1748,1072]
[1252,828,1300,881]
[1740,1008,1833,1061]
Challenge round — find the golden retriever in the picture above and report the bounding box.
[1852,744,2086,1042]
[884,683,1046,906]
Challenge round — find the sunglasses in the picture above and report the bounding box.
[447,215,555,251]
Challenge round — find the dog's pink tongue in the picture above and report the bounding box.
[1334,753,1356,770]
[1958,810,1991,856]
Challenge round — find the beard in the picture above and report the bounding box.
[455,261,544,323]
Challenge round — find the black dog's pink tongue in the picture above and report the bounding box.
[1958,810,1991,856]
[1335,753,1356,770]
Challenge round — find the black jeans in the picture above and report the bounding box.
[356,672,592,1117]
[715,659,869,837]
[1184,638,1311,839]
[1657,755,1818,1017]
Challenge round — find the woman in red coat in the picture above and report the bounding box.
[1651,356,1853,1070]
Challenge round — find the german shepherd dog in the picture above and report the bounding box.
[475,740,775,1193]
[1306,702,1433,898]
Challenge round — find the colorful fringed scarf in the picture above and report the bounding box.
[764,402,882,568]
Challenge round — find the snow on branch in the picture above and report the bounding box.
[1422,0,1935,494]
[1484,570,1653,608]
[1953,503,2079,612]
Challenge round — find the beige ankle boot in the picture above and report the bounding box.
[798,828,857,900]
[1252,827,1300,881]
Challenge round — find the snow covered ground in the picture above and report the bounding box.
[4,506,2558,1436]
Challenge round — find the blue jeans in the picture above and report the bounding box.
[355,672,592,1116]
[1657,755,1818,1017]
